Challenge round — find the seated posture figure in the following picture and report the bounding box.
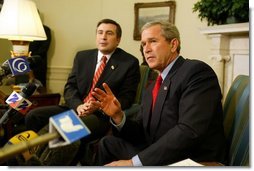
[92,21,227,166]
[23,18,140,165]
[28,25,51,88]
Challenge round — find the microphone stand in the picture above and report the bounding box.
[0,132,59,163]
[0,108,13,126]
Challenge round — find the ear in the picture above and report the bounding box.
[116,37,121,46]
[170,38,179,53]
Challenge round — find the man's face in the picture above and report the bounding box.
[141,25,178,72]
[96,23,121,54]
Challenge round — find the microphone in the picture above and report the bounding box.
[0,130,59,163]
[0,56,31,77]
[0,56,42,84]
[0,82,37,125]
[0,110,91,164]
[0,104,8,109]
[26,55,42,69]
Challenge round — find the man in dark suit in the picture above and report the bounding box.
[92,21,226,166]
[14,25,51,91]
[24,19,140,165]
[28,25,51,88]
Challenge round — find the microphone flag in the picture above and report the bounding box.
[49,109,91,148]
[5,91,32,114]
[7,56,31,76]
[6,130,39,161]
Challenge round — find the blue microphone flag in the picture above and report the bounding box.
[7,56,31,76]
[49,109,91,148]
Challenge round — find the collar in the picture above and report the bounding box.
[160,56,179,81]
[97,50,114,63]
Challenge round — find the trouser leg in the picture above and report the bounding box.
[25,105,69,132]
[97,135,140,166]
[71,113,111,165]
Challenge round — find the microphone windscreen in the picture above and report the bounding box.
[27,55,42,69]
[5,130,39,160]
[8,130,38,145]
[20,83,37,98]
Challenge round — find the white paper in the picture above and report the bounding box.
[169,158,204,166]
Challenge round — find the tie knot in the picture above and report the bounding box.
[156,75,162,85]
[101,56,107,63]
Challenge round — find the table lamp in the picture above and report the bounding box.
[0,0,47,57]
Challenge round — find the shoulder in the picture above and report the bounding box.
[174,58,218,84]
[171,57,217,81]
[170,57,220,91]
[75,49,97,59]
[43,25,50,31]
[181,58,214,73]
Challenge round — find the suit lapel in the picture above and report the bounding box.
[81,51,98,96]
[143,86,153,130]
[95,50,119,87]
[149,56,185,137]
[149,79,171,136]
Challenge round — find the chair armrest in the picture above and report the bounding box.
[124,104,140,120]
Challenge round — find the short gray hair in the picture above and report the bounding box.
[141,21,181,53]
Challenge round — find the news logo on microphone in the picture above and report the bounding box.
[49,109,91,148]
[5,91,32,114]
[7,56,31,76]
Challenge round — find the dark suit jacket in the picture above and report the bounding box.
[29,25,51,87]
[117,56,226,165]
[64,48,140,111]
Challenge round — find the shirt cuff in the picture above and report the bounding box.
[110,112,126,131]
[132,155,143,166]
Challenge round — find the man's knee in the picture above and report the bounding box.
[25,109,40,131]
[25,105,65,131]
[99,135,119,150]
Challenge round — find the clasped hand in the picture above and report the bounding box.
[77,99,100,116]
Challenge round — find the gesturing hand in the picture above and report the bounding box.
[92,83,124,124]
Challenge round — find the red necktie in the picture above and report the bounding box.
[152,74,162,109]
[84,56,107,102]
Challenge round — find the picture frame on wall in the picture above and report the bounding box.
[133,1,176,40]
[0,0,3,12]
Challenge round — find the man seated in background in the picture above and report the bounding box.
[28,24,51,89]
[92,21,227,166]
[9,24,51,94]
[12,18,140,166]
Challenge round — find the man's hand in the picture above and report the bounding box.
[105,159,133,166]
[92,83,124,124]
[77,100,100,116]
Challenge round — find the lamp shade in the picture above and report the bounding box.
[0,0,46,41]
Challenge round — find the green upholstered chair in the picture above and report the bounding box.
[223,75,249,166]
[124,65,151,120]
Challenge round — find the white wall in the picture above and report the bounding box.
[0,0,213,95]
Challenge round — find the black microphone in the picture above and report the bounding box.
[26,55,42,69]
[0,104,8,109]
[0,82,37,125]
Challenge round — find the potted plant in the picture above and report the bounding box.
[193,0,249,26]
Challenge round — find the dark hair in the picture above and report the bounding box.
[96,19,122,38]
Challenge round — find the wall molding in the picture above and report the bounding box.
[200,22,249,97]
[46,66,71,95]
[47,66,71,81]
